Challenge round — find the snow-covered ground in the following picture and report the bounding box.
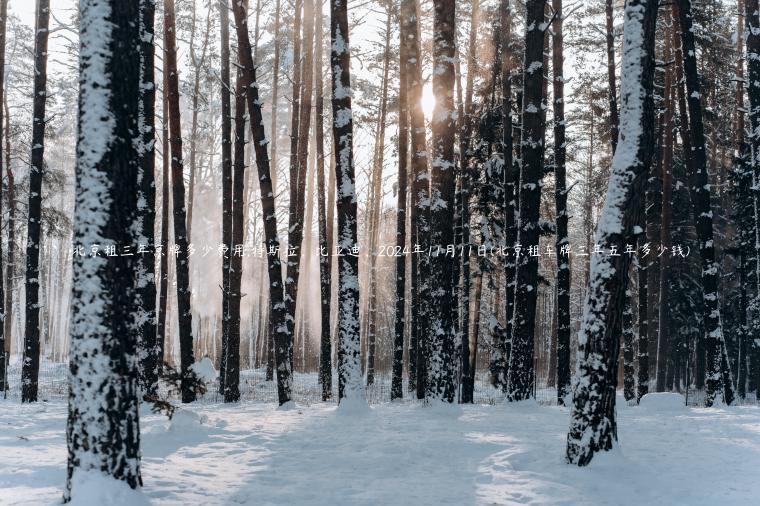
[2,395,759,505]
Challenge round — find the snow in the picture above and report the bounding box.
[67,471,150,506]
[190,357,218,383]
[3,399,760,505]
[639,392,685,411]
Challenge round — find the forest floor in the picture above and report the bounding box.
[1,394,759,505]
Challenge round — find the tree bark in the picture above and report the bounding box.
[552,0,571,405]
[392,0,409,401]
[507,0,546,402]
[425,0,457,402]
[313,6,331,400]
[21,0,50,403]
[232,0,293,404]
[0,0,7,393]
[676,0,735,407]
[567,0,657,466]
[165,0,197,403]
[605,0,619,154]
[330,0,364,404]
[66,0,142,496]
[157,57,170,371]
[136,0,159,399]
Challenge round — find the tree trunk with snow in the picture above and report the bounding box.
[232,0,293,405]
[392,9,409,400]
[66,0,143,497]
[425,0,457,403]
[623,286,636,401]
[0,0,7,393]
[566,0,658,466]
[507,0,547,402]
[314,7,332,401]
[136,0,159,399]
[330,0,364,404]
[219,0,233,397]
[552,0,571,405]
[676,0,735,407]
[157,60,170,371]
[165,0,197,403]
[224,62,246,403]
[21,0,50,403]
[606,0,619,154]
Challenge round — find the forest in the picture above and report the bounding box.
[1,0,760,504]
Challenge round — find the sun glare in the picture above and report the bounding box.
[421,83,436,120]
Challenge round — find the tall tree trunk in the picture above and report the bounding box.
[286,0,315,372]
[330,0,364,404]
[219,0,235,400]
[232,0,293,404]
[314,7,332,401]
[137,0,159,399]
[392,0,409,401]
[66,0,142,496]
[157,58,170,371]
[552,0,571,405]
[186,2,212,244]
[366,6,392,387]
[425,0,457,402]
[0,0,7,393]
[285,0,303,369]
[3,102,12,390]
[21,0,50,403]
[507,0,546,402]
[656,6,675,393]
[498,0,515,394]
[746,0,760,399]
[567,0,657,466]
[165,0,197,403]
[677,0,735,407]
[225,62,246,403]
[457,0,479,402]
[401,0,428,397]
[605,0,619,154]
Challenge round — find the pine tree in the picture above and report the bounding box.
[165,0,197,403]
[314,6,332,401]
[426,0,457,402]
[330,0,364,404]
[676,0,735,406]
[567,0,658,466]
[552,0,571,405]
[21,0,50,403]
[136,0,159,399]
[66,0,142,497]
[0,0,7,393]
[232,0,293,405]
[507,0,547,402]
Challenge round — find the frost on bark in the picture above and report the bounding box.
[165,0,197,403]
[66,0,142,498]
[623,286,636,402]
[21,0,50,403]
[567,0,657,466]
[232,0,293,405]
[330,0,364,404]
[552,0,571,405]
[507,0,547,402]
[426,0,457,403]
[677,0,735,407]
[136,0,159,399]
